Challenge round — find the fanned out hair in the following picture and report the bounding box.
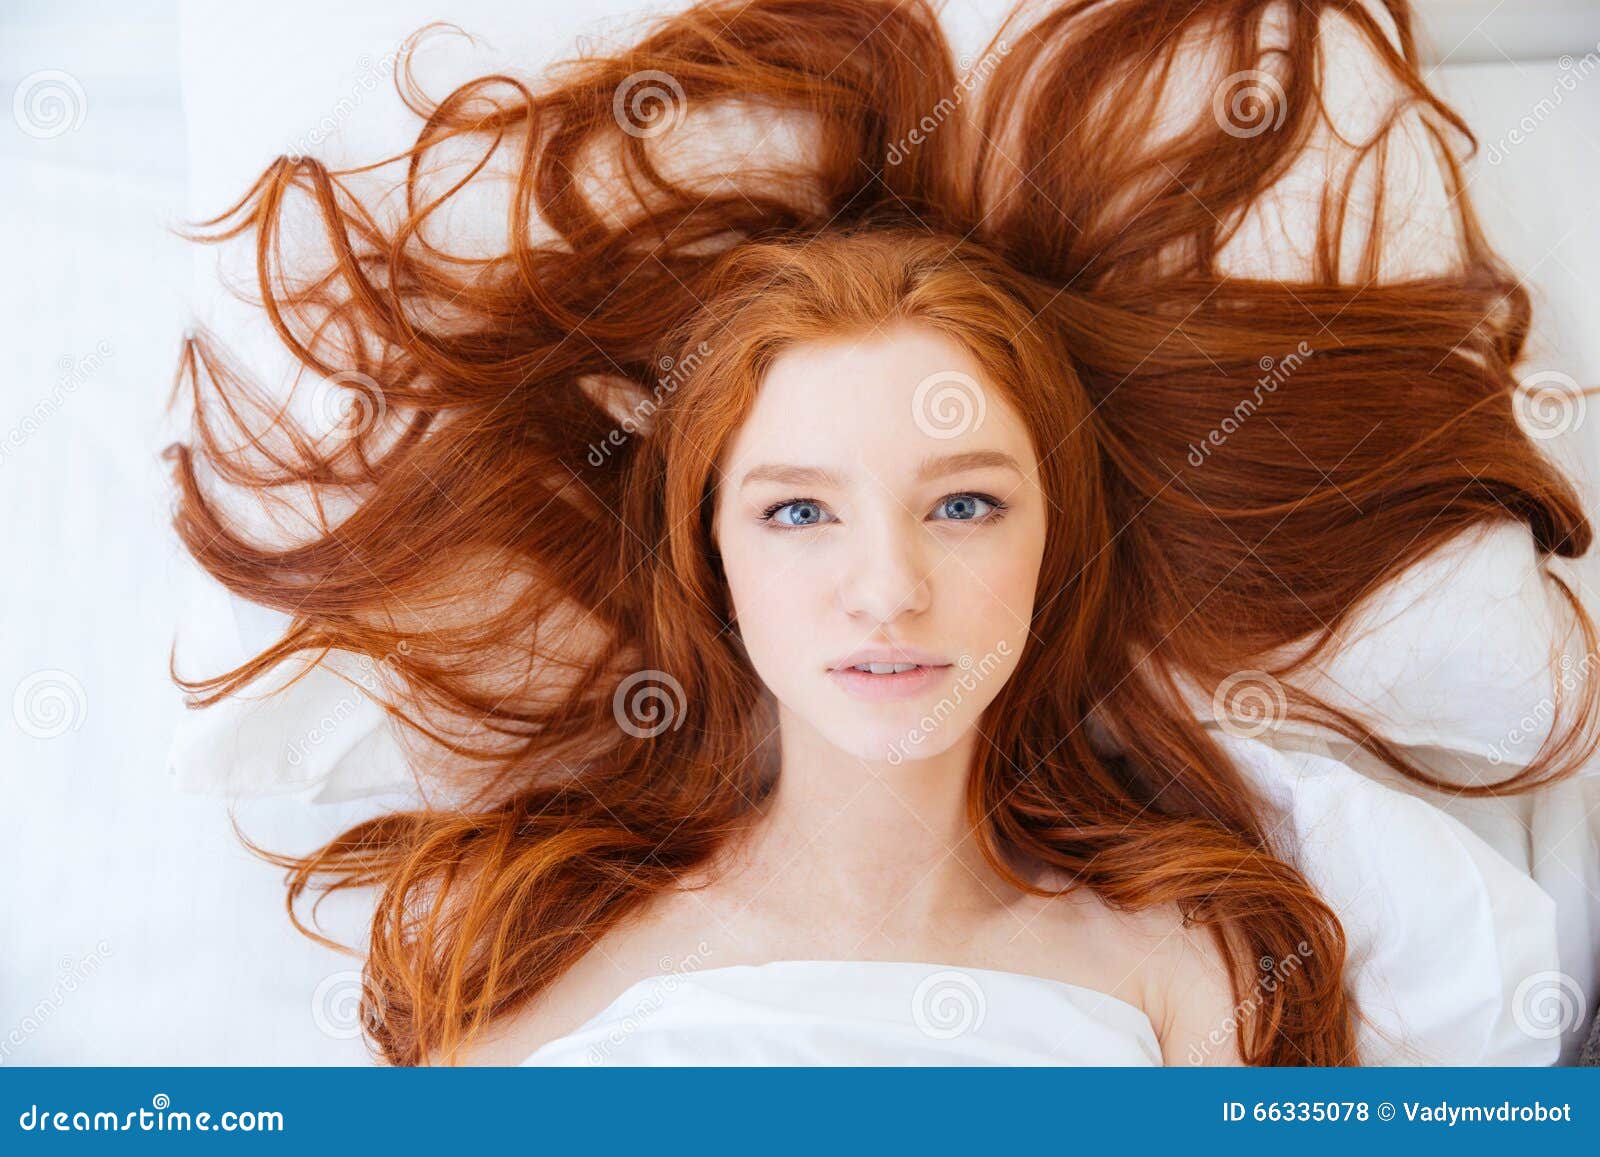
[165,0,1600,1065]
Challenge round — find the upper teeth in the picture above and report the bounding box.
[851,662,920,674]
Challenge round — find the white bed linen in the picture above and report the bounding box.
[520,959,1164,1066]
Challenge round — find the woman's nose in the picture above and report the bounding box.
[835,509,932,623]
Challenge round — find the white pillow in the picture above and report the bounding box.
[1213,729,1562,1065]
[166,564,415,805]
[1173,520,1581,771]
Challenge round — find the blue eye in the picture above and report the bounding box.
[764,500,833,528]
[758,493,1007,529]
[936,494,996,521]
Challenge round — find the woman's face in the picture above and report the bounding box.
[711,321,1048,764]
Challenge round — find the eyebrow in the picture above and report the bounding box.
[738,449,1025,490]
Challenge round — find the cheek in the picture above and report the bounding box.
[948,540,1043,710]
[959,530,1045,632]
[721,534,825,659]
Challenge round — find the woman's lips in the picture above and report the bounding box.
[828,663,953,702]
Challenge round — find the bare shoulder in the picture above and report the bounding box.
[436,895,686,1066]
[1020,875,1241,1065]
[436,948,630,1066]
[440,889,715,1066]
[1135,905,1244,1066]
[439,991,573,1067]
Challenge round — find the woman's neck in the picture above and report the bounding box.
[719,704,1033,941]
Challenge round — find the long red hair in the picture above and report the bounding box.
[166,0,1599,1065]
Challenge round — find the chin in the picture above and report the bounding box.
[823,715,969,766]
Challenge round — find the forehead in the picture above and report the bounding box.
[721,322,1033,474]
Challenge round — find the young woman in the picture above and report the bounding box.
[166,0,1599,1065]
[442,231,1270,1066]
